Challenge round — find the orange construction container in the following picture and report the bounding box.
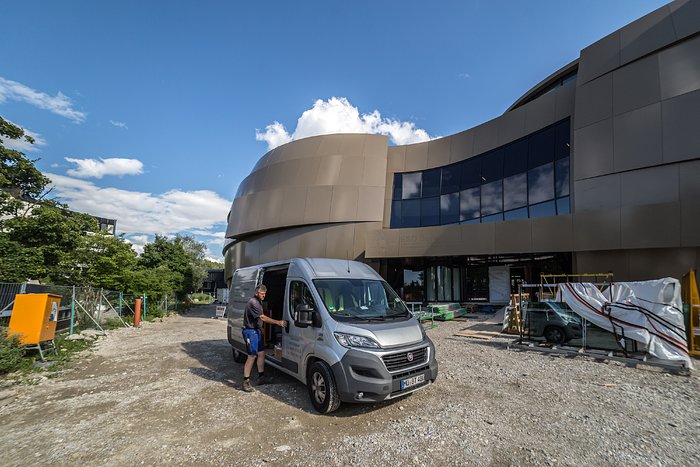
[8,293,62,345]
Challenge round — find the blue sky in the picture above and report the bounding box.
[0,1,669,259]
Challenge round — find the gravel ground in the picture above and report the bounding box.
[0,305,698,466]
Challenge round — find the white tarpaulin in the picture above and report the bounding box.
[489,266,510,304]
[557,278,691,369]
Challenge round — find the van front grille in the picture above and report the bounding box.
[382,347,428,372]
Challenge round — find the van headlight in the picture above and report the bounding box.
[334,332,381,349]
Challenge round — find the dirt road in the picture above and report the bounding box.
[1,306,698,466]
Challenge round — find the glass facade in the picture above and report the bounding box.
[390,119,571,228]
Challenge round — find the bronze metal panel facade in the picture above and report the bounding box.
[495,219,532,254]
[658,34,700,100]
[573,119,614,180]
[225,2,700,283]
[531,215,574,252]
[573,209,621,251]
[662,89,700,163]
[574,74,613,129]
[613,103,663,172]
[612,55,661,115]
[619,5,675,65]
[621,202,681,249]
[404,142,429,171]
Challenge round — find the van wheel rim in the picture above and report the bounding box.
[311,372,326,404]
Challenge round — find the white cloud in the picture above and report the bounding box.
[65,157,144,179]
[255,97,435,150]
[109,120,128,129]
[190,230,226,245]
[45,173,231,236]
[125,234,150,255]
[0,123,47,153]
[0,77,86,123]
[459,72,471,79]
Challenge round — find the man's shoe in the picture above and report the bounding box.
[242,380,254,392]
[257,374,273,385]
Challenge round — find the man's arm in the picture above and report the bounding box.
[260,314,287,327]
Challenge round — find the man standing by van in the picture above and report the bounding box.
[242,285,287,392]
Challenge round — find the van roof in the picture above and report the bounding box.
[235,258,382,281]
[301,258,380,280]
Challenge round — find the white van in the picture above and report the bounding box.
[226,258,438,413]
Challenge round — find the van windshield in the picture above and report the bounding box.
[312,279,411,322]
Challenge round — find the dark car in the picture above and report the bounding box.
[523,301,583,344]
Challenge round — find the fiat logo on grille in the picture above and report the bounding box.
[407,352,414,362]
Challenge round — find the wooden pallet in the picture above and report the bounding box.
[453,328,503,340]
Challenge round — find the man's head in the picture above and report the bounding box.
[255,285,267,300]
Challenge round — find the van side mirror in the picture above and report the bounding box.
[295,304,315,328]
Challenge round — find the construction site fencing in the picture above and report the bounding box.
[512,280,642,355]
[0,282,181,335]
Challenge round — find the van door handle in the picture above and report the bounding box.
[285,320,290,333]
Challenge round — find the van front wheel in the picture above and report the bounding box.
[308,361,341,414]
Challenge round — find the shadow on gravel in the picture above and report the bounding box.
[181,339,403,416]
[178,304,219,319]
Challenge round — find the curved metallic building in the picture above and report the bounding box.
[225,0,700,302]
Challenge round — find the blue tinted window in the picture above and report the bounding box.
[481,180,503,215]
[392,174,402,200]
[504,207,528,221]
[503,173,527,211]
[402,172,421,199]
[482,213,504,223]
[402,199,421,227]
[461,218,480,225]
[422,168,441,198]
[390,200,402,227]
[461,158,482,189]
[481,149,503,184]
[528,126,555,168]
[440,192,459,224]
[460,187,480,221]
[504,139,528,177]
[555,158,570,198]
[529,200,556,218]
[441,164,460,194]
[556,196,570,215]
[528,163,554,205]
[555,119,570,160]
[421,197,440,226]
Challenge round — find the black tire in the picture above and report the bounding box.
[307,361,341,414]
[232,348,247,364]
[543,326,565,344]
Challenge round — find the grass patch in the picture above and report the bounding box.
[0,326,95,379]
[189,293,214,304]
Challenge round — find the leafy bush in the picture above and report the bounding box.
[0,327,26,374]
[144,305,167,320]
[189,293,214,304]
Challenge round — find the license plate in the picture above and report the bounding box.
[400,373,425,390]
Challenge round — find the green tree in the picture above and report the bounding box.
[138,235,193,298]
[73,232,139,291]
[0,117,51,218]
[6,204,98,284]
[176,234,208,292]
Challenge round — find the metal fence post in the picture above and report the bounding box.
[144,294,147,319]
[97,288,104,323]
[119,291,123,317]
[69,286,76,335]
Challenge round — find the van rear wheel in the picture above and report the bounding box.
[232,348,247,364]
[308,361,341,414]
